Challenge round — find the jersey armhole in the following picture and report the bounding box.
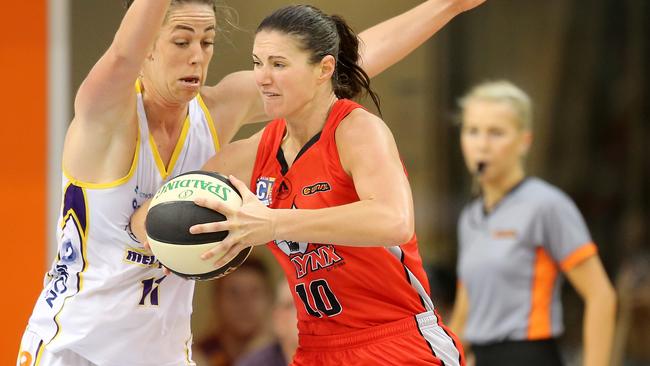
[62,125,140,189]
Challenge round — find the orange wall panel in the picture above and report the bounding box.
[0,1,47,363]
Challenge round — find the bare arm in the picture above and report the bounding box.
[194,110,416,266]
[201,0,486,142]
[201,130,262,186]
[75,0,169,118]
[200,72,269,145]
[448,282,472,363]
[271,109,414,246]
[64,0,170,183]
[448,281,469,342]
[130,200,151,247]
[565,255,617,366]
[358,0,485,77]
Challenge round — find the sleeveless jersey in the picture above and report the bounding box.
[26,82,220,366]
[457,177,597,344]
[251,99,437,336]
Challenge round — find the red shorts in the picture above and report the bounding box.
[291,311,464,366]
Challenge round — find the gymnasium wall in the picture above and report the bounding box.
[0,1,47,363]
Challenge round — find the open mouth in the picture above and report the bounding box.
[180,77,200,86]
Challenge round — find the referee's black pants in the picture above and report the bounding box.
[471,339,564,366]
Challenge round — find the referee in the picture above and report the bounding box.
[449,81,616,366]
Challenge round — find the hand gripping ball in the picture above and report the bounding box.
[145,171,251,280]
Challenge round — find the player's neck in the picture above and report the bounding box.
[284,93,337,148]
[141,84,189,132]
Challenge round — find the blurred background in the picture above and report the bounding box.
[2,0,648,365]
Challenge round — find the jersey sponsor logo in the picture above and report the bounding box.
[256,176,276,206]
[286,244,344,279]
[492,229,518,239]
[276,239,309,256]
[44,264,70,308]
[133,185,155,212]
[124,248,161,268]
[302,181,331,196]
[134,185,155,200]
[60,239,77,264]
[154,177,232,202]
[277,179,292,200]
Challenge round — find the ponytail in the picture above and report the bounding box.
[330,15,381,114]
[257,5,381,114]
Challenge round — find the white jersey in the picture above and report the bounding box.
[26,82,220,366]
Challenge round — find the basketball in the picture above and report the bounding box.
[145,170,251,280]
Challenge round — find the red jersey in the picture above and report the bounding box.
[251,99,435,336]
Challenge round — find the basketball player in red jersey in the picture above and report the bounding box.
[189,5,465,365]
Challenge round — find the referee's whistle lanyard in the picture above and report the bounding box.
[467,176,529,230]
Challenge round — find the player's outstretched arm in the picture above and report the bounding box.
[74,0,170,121]
[65,0,171,183]
[201,0,487,142]
[358,0,486,77]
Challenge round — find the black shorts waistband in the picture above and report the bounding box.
[471,339,563,366]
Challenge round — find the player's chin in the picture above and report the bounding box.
[262,102,287,119]
[175,83,201,98]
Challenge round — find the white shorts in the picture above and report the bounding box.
[17,328,95,366]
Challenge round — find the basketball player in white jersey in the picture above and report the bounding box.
[17,0,486,365]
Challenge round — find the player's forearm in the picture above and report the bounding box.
[358,0,461,78]
[111,0,170,66]
[130,200,152,244]
[272,199,414,247]
[582,286,617,366]
[448,282,469,341]
[76,0,170,113]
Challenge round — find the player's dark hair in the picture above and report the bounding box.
[256,5,381,114]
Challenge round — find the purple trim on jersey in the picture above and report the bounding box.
[62,184,87,233]
[35,339,44,361]
[47,183,89,342]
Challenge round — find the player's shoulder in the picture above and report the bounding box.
[203,130,262,174]
[342,106,382,124]
[336,107,389,143]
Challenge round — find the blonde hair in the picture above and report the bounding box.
[458,80,533,131]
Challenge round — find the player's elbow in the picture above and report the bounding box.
[596,282,618,313]
[384,209,415,246]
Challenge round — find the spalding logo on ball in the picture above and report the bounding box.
[145,171,251,280]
